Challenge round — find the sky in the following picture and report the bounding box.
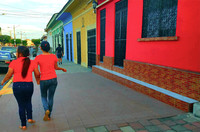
[0,0,69,40]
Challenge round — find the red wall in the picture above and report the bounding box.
[97,0,200,72]
[97,0,120,57]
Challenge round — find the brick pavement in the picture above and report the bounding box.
[0,61,199,132]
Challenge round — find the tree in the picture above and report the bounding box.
[0,35,11,45]
[32,39,40,51]
[31,39,40,45]
[16,39,21,45]
[22,40,27,46]
[11,39,14,44]
[11,39,22,45]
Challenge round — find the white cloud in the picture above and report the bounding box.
[1,24,45,39]
[0,0,69,39]
[4,0,22,4]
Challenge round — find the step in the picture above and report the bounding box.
[193,102,200,118]
[92,65,198,112]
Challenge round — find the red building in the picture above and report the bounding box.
[93,0,200,112]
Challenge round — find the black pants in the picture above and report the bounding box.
[13,82,33,126]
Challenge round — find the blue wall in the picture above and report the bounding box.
[57,12,74,62]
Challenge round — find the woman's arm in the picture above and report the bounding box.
[54,62,67,72]
[34,67,40,85]
[1,68,14,85]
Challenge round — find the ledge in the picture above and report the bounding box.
[137,36,178,42]
[93,65,198,104]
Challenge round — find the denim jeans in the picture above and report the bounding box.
[13,82,33,126]
[40,78,57,117]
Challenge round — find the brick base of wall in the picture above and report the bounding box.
[93,55,200,112]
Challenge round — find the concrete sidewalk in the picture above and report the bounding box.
[0,61,199,132]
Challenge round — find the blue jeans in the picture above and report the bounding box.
[40,78,57,117]
[13,82,33,126]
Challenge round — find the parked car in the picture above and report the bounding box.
[1,46,17,56]
[0,50,16,68]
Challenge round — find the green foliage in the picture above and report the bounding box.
[32,39,40,52]
[11,39,22,45]
[11,39,14,44]
[31,39,40,46]
[22,40,27,46]
[0,35,11,45]
[16,39,21,45]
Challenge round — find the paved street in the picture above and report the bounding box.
[0,61,199,132]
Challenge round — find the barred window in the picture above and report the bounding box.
[142,0,178,38]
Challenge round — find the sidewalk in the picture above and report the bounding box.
[0,61,199,132]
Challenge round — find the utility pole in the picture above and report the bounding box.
[13,25,16,46]
[9,31,12,39]
[20,31,22,44]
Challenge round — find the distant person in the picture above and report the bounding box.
[34,41,67,121]
[56,44,63,65]
[1,46,40,130]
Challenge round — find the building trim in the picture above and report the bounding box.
[56,0,74,20]
[96,0,110,9]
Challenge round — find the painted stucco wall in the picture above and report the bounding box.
[97,0,200,72]
[47,30,53,48]
[52,21,63,50]
[58,13,74,62]
[71,0,96,67]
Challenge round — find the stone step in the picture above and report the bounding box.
[193,102,200,118]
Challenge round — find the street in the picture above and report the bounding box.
[0,61,199,132]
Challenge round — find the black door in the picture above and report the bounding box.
[66,34,69,60]
[70,33,73,61]
[114,0,128,67]
[54,35,56,52]
[77,31,81,64]
[57,34,59,48]
[87,29,96,67]
[100,9,106,62]
[61,32,64,54]
[52,36,55,52]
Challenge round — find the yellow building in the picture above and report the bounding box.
[63,0,97,67]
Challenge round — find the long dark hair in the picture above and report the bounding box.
[17,46,30,78]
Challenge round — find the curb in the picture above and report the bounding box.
[2,77,13,90]
[0,77,13,96]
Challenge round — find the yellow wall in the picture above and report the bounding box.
[71,0,96,67]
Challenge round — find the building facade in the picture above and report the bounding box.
[93,0,200,112]
[63,0,97,67]
[46,0,97,67]
[57,12,74,61]
[46,14,65,57]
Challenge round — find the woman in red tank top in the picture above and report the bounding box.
[1,46,40,130]
[34,41,67,121]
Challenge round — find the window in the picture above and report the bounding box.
[100,9,106,62]
[87,29,96,67]
[114,0,128,67]
[66,34,69,60]
[142,0,178,38]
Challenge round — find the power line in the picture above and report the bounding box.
[0,9,53,16]
[0,3,53,15]
[0,12,51,18]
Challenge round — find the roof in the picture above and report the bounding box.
[56,0,73,20]
[46,13,58,31]
[45,0,73,31]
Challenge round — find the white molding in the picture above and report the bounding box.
[96,0,110,9]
